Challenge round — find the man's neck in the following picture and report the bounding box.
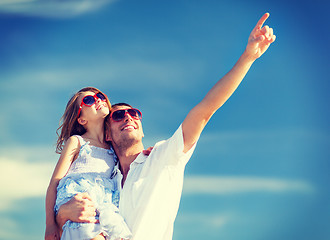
[114,142,144,179]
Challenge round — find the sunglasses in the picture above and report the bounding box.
[110,108,142,122]
[77,92,107,117]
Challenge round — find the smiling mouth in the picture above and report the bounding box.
[122,125,135,131]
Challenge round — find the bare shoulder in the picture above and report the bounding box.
[61,135,81,157]
[66,135,80,147]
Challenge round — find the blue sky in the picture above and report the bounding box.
[0,0,329,239]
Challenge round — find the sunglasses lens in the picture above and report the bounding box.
[96,93,106,101]
[128,109,141,119]
[112,110,126,121]
[111,108,142,121]
[82,96,95,106]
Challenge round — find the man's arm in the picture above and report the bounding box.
[56,192,98,229]
[182,13,276,152]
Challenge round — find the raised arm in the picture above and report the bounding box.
[182,13,276,152]
[45,136,80,240]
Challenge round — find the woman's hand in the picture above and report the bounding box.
[245,13,276,61]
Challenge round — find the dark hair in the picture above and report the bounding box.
[111,102,133,109]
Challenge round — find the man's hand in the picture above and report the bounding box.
[56,192,97,228]
[182,13,276,153]
[45,224,60,240]
[245,13,276,60]
[142,147,154,156]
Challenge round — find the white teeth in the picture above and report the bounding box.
[123,126,134,130]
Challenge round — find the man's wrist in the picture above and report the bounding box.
[55,208,68,228]
[241,50,257,64]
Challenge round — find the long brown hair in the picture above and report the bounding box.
[56,87,111,154]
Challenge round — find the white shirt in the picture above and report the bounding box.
[113,125,197,240]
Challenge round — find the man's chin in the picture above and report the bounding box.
[114,135,142,148]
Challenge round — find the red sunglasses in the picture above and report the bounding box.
[110,108,142,122]
[77,92,107,117]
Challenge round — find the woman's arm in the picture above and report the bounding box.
[182,13,276,153]
[45,136,80,240]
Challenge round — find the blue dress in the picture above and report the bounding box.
[54,135,132,240]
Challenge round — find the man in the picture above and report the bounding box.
[56,13,276,240]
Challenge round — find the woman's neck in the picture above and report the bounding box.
[82,122,106,147]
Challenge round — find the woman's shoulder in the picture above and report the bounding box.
[65,135,81,149]
[59,136,81,160]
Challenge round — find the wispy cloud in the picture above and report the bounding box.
[0,148,314,205]
[0,146,56,210]
[0,144,315,211]
[0,55,203,92]
[0,0,117,18]
[183,175,314,195]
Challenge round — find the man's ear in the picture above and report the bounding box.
[77,117,87,126]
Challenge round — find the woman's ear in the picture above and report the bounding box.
[77,117,87,126]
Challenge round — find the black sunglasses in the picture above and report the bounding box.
[110,108,142,122]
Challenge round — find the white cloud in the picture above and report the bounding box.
[0,0,117,18]
[0,56,200,91]
[183,175,314,195]
[0,146,56,210]
[0,144,315,212]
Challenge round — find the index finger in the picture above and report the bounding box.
[255,12,270,30]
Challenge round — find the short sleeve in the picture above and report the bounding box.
[149,124,198,168]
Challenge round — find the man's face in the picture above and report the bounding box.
[108,105,144,148]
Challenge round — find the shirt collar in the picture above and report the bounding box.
[112,152,146,177]
[133,152,147,164]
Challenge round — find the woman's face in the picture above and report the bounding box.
[77,91,110,120]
